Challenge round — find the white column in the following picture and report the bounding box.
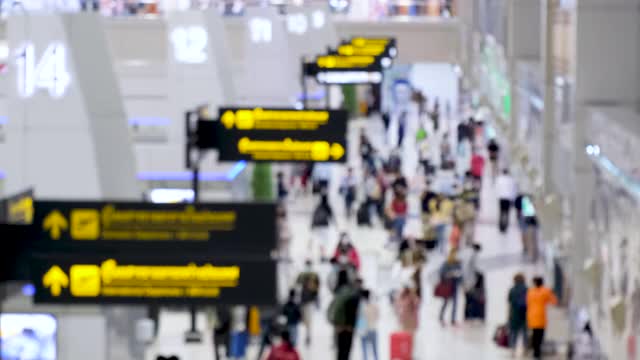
[6,13,138,200]
[541,0,556,194]
[503,0,541,166]
[239,7,297,106]
[572,0,640,306]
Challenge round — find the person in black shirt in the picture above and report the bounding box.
[487,139,500,180]
[281,289,302,347]
[277,171,288,202]
[359,130,375,171]
[392,173,408,196]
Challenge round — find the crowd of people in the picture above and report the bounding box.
[227,89,557,360]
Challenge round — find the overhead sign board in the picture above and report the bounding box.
[0,224,37,282]
[33,201,276,255]
[215,107,347,163]
[316,55,377,68]
[303,37,396,85]
[338,37,397,58]
[32,255,276,305]
[219,107,336,131]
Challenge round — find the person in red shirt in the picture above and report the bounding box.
[390,192,408,241]
[266,331,300,360]
[334,233,361,271]
[470,148,485,183]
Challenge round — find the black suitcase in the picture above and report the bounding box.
[357,204,371,226]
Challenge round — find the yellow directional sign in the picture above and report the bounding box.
[219,108,331,131]
[216,108,347,163]
[43,265,69,297]
[43,210,68,240]
[237,137,345,161]
[351,37,391,47]
[43,259,240,299]
[317,55,376,69]
[32,257,276,305]
[338,44,386,57]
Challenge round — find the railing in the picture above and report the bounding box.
[0,0,458,19]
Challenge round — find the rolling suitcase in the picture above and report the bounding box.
[390,332,413,360]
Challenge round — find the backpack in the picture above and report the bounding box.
[514,287,527,309]
[311,205,330,227]
[299,272,320,303]
[327,287,354,326]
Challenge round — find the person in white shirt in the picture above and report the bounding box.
[496,169,517,233]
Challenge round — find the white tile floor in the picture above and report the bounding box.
[148,112,569,360]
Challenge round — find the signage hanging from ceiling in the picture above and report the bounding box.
[214,107,347,163]
[32,254,277,305]
[32,201,277,255]
[303,37,396,85]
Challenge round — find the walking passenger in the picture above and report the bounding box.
[508,273,529,357]
[357,290,379,360]
[438,249,463,326]
[496,169,517,233]
[527,277,558,359]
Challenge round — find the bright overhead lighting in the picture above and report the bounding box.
[149,188,194,204]
[317,71,382,84]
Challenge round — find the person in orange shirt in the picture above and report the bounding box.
[527,276,558,359]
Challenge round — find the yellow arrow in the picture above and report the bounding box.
[43,210,68,240]
[330,143,345,160]
[221,110,235,129]
[43,265,69,297]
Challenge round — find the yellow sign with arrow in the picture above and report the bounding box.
[42,265,69,297]
[220,108,330,131]
[351,37,391,47]
[237,137,345,161]
[43,210,68,240]
[338,44,386,57]
[37,259,245,301]
[317,55,376,69]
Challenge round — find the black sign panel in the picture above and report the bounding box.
[216,107,347,163]
[0,224,36,282]
[33,201,276,255]
[31,254,277,305]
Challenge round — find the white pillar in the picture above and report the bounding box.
[239,7,297,106]
[6,13,138,200]
[541,0,556,195]
[572,0,640,306]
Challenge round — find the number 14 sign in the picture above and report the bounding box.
[15,42,71,98]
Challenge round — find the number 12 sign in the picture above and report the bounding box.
[15,42,71,98]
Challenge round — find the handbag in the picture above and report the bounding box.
[493,324,510,348]
[434,279,454,298]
